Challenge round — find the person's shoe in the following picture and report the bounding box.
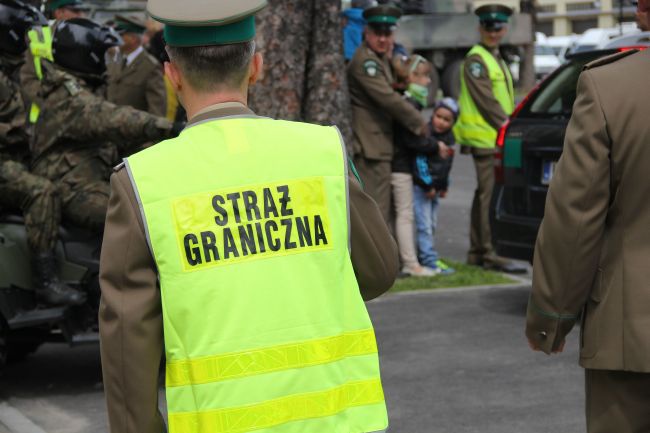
[466,254,484,267]
[33,253,86,306]
[483,257,527,274]
[435,260,456,275]
[402,265,438,277]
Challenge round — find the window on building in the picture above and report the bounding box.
[571,18,599,34]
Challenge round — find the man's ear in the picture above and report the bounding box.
[248,52,264,85]
[164,61,182,93]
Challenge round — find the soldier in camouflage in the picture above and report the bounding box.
[0,0,85,306]
[31,18,180,232]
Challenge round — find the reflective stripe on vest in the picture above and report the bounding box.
[27,26,53,124]
[125,117,388,433]
[454,44,515,149]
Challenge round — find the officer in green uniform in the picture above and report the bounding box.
[347,3,424,225]
[99,1,399,433]
[455,4,525,273]
[106,14,167,116]
[20,0,87,121]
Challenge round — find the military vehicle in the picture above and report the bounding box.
[392,0,534,98]
[0,215,101,370]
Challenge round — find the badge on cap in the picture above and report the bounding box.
[364,59,379,77]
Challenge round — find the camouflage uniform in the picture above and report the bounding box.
[0,54,61,253]
[31,62,175,232]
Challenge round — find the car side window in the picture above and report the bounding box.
[529,61,587,118]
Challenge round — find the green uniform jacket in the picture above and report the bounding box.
[526,49,650,372]
[0,55,28,162]
[31,62,174,182]
[347,41,423,162]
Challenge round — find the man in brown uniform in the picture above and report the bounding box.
[456,4,525,273]
[0,0,85,305]
[32,19,178,232]
[347,3,424,224]
[526,2,650,429]
[99,2,399,431]
[106,15,167,116]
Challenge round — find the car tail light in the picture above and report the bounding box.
[618,46,648,52]
[494,83,541,184]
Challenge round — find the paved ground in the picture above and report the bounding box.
[0,153,581,433]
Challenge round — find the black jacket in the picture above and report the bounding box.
[391,96,438,173]
[412,123,455,192]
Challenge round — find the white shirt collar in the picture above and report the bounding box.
[125,46,144,67]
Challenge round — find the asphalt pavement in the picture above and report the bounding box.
[0,153,582,433]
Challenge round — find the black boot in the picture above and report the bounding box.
[33,253,86,306]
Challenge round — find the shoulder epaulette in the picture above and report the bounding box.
[63,79,81,96]
[113,161,126,172]
[584,49,638,70]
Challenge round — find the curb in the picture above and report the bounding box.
[0,403,46,433]
[372,280,531,303]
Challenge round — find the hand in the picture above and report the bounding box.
[438,141,451,159]
[425,188,437,199]
[528,337,566,354]
[439,190,447,198]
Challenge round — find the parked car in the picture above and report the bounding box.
[547,34,578,60]
[572,25,639,54]
[534,43,562,80]
[490,45,649,263]
[602,31,650,49]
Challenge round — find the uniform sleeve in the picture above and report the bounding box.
[349,171,399,301]
[463,54,509,130]
[525,71,611,354]
[349,57,423,135]
[19,50,42,107]
[65,93,174,150]
[145,62,168,117]
[99,169,165,433]
[0,72,26,146]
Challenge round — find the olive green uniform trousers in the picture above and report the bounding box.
[468,152,496,264]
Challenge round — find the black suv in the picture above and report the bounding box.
[490,47,647,263]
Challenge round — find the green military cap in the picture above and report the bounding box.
[46,0,86,12]
[147,0,267,47]
[114,14,146,35]
[475,4,513,30]
[362,3,402,31]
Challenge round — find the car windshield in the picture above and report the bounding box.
[527,56,595,118]
[535,45,556,55]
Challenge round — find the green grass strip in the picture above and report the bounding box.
[390,260,517,293]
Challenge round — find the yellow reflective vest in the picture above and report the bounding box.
[125,116,388,433]
[454,44,515,149]
[27,25,53,123]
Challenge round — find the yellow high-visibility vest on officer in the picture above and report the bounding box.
[98,1,399,433]
[454,4,525,274]
[20,0,87,122]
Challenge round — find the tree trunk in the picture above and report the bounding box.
[249,0,353,143]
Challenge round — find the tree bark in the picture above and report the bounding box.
[249,0,353,143]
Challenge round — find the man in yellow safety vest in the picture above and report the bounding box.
[454,4,526,274]
[98,1,399,433]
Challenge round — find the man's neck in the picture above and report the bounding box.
[121,44,141,56]
[184,91,248,120]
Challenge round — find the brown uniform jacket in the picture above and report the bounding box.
[347,41,423,161]
[99,102,400,433]
[526,49,650,372]
[106,48,167,117]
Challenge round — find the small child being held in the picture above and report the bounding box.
[412,98,460,275]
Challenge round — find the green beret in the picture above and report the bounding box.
[148,0,267,47]
[46,0,86,11]
[114,14,146,35]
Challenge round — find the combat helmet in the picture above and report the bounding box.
[51,17,122,77]
[0,0,47,56]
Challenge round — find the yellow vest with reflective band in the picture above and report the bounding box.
[454,44,515,148]
[27,25,53,123]
[125,117,388,433]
